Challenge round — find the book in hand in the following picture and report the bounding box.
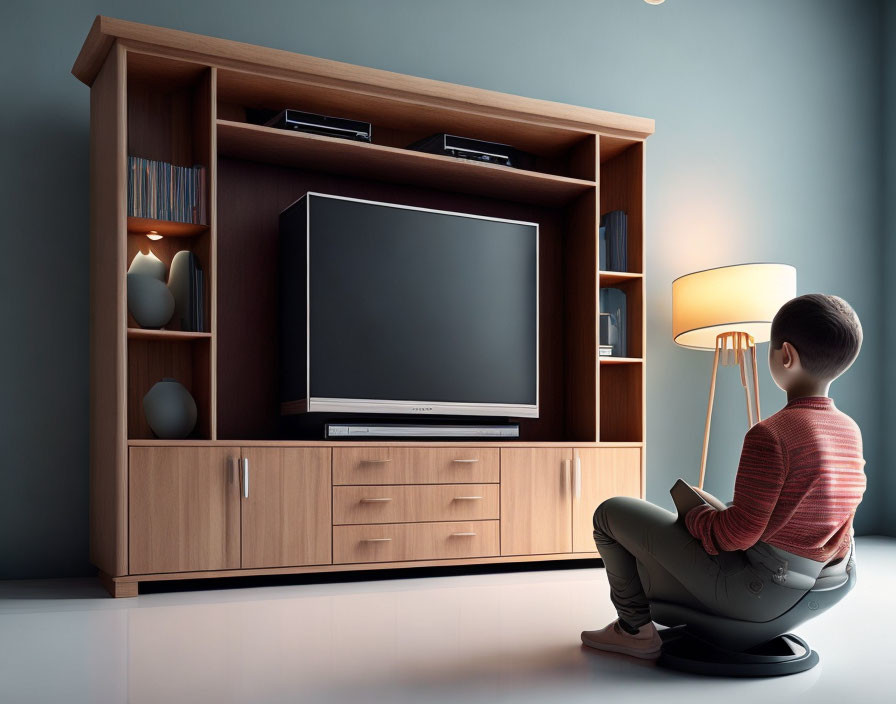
[670,479,708,523]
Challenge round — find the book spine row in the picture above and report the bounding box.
[127,156,207,225]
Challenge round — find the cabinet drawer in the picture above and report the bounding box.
[334,484,499,525]
[333,447,499,485]
[334,521,500,564]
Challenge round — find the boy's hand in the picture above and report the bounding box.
[691,486,728,511]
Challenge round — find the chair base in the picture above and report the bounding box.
[657,626,819,677]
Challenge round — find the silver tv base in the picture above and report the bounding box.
[325,423,520,439]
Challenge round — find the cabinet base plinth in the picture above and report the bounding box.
[99,571,139,598]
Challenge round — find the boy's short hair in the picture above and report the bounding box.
[770,294,862,380]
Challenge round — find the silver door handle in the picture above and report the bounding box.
[453,496,483,500]
[360,458,393,464]
[452,458,479,463]
[574,454,582,500]
[360,497,393,503]
[360,538,392,542]
[450,532,477,537]
[241,457,249,499]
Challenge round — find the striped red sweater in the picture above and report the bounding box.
[685,396,865,562]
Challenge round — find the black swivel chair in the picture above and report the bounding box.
[650,540,856,677]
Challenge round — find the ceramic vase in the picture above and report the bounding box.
[127,273,175,328]
[127,250,167,281]
[143,378,197,439]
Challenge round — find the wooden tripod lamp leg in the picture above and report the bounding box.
[738,346,754,429]
[698,340,721,490]
[751,344,761,423]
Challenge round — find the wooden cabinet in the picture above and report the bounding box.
[129,447,240,575]
[572,448,641,553]
[240,448,332,569]
[500,448,573,556]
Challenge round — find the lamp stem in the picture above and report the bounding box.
[698,340,721,490]
[751,345,761,422]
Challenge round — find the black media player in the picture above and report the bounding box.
[265,109,372,142]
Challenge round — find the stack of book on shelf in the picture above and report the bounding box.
[128,156,207,224]
[599,210,627,272]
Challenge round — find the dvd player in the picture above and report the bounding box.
[406,133,535,169]
[325,423,519,439]
[265,109,372,142]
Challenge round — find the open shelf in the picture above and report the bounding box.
[216,120,595,207]
[127,328,211,341]
[127,216,208,237]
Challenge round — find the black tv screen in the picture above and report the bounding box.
[279,193,538,417]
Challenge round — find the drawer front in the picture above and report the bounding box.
[334,521,500,564]
[333,484,499,525]
[333,447,499,485]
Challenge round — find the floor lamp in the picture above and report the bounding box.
[672,263,796,489]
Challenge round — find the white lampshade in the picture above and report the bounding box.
[672,263,797,349]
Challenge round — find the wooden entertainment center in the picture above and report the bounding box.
[73,17,653,597]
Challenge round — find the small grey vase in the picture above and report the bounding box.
[143,378,198,439]
[127,273,175,328]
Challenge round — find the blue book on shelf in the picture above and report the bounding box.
[600,210,628,272]
[599,226,607,270]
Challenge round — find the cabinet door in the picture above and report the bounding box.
[129,447,241,575]
[501,448,573,556]
[572,448,641,553]
[240,448,332,569]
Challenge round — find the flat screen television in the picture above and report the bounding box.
[279,193,539,418]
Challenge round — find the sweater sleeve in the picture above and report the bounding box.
[685,423,787,554]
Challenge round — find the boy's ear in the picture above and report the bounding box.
[781,341,800,370]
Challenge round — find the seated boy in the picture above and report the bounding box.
[581,294,866,659]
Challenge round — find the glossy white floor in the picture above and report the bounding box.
[1,536,892,704]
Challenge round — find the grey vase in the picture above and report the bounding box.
[127,250,167,281]
[127,273,175,328]
[143,378,197,439]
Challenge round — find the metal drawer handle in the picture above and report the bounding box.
[360,458,393,464]
[360,538,392,543]
[450,532,477,537]
[360,497,393,503]
[453,496,483,501]
[241,457,249,499]
[452,458,480,464]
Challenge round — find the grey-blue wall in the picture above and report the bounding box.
[883,0,896,536]
[0,0,888,579]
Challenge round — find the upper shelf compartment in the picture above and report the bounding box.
[216,120,596,207]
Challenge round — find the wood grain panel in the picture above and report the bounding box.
[599,362,643,442]
[500,448,573,556]
[89,42,128,576]
[73,18,654,140]
[333,447,499,485]
[564,189,599,441]
[572,448,641,552]
[129,446,240,574]
[334,484,499,525]
[240,447,332,569]
[334,521,499,564]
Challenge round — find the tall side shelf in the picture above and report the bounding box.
[75,16,652,596]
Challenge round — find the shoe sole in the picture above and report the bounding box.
[581,636,661,660]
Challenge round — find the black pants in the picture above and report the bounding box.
[592,496,807,629]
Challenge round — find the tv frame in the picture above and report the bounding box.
[280,192,540,419]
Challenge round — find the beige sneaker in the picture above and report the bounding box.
[580,620,662,659]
